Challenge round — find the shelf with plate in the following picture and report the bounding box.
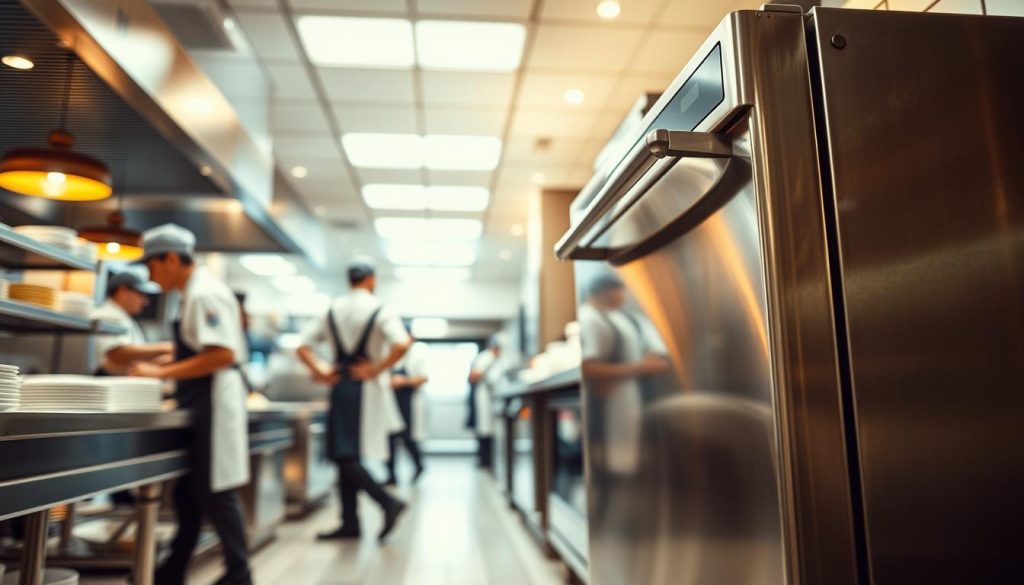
[0,298,125,335]
[0,224,97,271]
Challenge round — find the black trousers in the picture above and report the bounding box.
[478,436,494,469]
[337,458,397,528]
[156,475,251,585]
[386,387,423,480]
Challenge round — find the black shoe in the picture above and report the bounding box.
[412,465,425,483]
[213,575,252,585]
[317,526,362,540]
[384,477,398,487]
[378,501,407,542]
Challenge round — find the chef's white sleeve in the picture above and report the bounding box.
[377,305,410,347]
[187,294,237,351]
[579,308,613,362]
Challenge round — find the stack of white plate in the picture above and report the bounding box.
[0,365,16,412]
[3,568,79,585]
[57,291,94,318]
[13,225,78,252]
[107,377,164,412]
[20,376,111,412]
[0,278,8,300]
[8,283,58,310]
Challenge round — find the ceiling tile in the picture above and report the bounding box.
[265,63,318,100]
[658,0,763,28]
[427,170,492,187]
[415,0,533,18]
[516,72,616,109]
[423,107,507,136]
[333,105,419,133]
[234,10,303,62]
[355,168,426,185]
[528,24,644,72]
[503,136,584,165]
[195,59,270,102]
[290,0,407,12]
[274,133,339,158]
[283,162,352,184]
[319,69,416,104]
[631,28,708,74]
[495,164,549,191]
[294,181,360,202]
[541,0,661,24]
[271,102,330,133]
[421,71,516,107]
[508,108,618,139]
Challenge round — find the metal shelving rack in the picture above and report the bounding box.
[0,224,125,336]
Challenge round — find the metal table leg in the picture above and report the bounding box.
[19,510,49,585]
[133,484,161,585]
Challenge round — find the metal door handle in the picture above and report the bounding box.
[554,129,732,261]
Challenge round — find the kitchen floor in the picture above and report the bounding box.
[81,457,565,585]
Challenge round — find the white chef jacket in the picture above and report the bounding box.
[180,267,250,492]
[398,341,430,441]
[471,348,504,437]
[92,299,147,375]
[300,288,408,460]
[579,302,666,474]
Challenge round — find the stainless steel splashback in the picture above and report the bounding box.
[812,8,1024,583]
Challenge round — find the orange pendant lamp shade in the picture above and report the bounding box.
[0,129,112,201]
[79,211,143,261]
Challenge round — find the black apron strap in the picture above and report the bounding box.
[352,307,382,361]
[325,308,349,362]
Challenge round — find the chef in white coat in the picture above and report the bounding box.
[128,224,252,585]
[468,337,506,469]
[92,266,171,376]
[386,340,429,486]
[296,261,411,542]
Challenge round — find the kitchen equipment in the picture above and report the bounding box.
[557,7,1024,585]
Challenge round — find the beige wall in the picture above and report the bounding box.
[520,188,577,355]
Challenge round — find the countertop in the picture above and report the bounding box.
[493,367,581,400]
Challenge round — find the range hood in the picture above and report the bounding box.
[0,0,326,265]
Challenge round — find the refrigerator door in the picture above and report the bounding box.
[560,10,856,585]
[812,8,1024,584]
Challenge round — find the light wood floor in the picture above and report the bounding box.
[82,457,566,585]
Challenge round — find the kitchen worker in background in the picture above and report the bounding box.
[468,337,506,469]
[92,266,171,376]
[296,261,411,542]
[128,224,252,585]
[386,339,429,486]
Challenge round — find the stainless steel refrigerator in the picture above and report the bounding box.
[556,6,1024,585]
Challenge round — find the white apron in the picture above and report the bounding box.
[210,367,250,492]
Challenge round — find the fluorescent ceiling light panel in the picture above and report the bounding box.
[297,16,414,68]
[410,317,449,338]
[239,254,296,276]
[387,241,478,266]
[374,218,483,240]
[415,20,526,72]
[423,135,502,171]
[363,184,427,210]
[394,266,472,281]
[342,133,422,169]
[426,186,489,212]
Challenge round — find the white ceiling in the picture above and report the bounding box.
[222,0,764,281]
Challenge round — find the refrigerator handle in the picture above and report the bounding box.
[554,129,732,261]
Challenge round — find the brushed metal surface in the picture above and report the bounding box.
[570,9,857,585]
[813,8,1024,583]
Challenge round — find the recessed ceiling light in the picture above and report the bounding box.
[596,0,622,20]
[240,254,296,277]
[423,135,502,171]
[531,172,546,185]
[375,217,483,241]
[363,184,426,210]
[510,224,524,237]
[499,249,512,261]
[2,55,34,70]
[297,16,414,68]
[564,88,585,106]
[342,133,423,169]
[223,17,236,32]
[387,241,478,266]
[415,20,526,72]
[394,266,472,281]
[427,186,489,212]
[199,165,213,176]
[290,166,308,179]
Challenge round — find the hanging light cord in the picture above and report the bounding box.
[58,53,75,130]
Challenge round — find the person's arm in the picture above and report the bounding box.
[105,342,174,367]
[349,337,412,381]
[407,374,428,387]
[468,369,485,384]
[130,346,234,380]
[581,354,666,382]
[297,345,339,385]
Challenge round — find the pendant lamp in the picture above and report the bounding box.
[0,54,112,201]
[79,209,143,262]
